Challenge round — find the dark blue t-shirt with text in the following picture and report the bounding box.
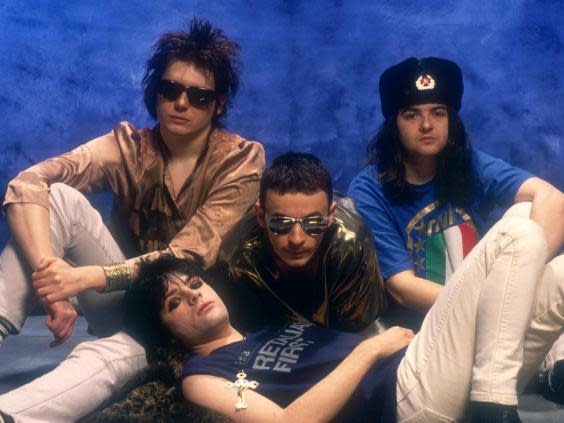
[182,322,404,422]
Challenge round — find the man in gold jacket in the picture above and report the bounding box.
[216,152,386,334]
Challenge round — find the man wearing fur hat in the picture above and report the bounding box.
[348,57,564,421]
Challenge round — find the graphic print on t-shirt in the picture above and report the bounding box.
[406,201,478,284]
[252,323,315,373]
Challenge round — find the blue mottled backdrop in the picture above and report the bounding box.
[0,0,563,244]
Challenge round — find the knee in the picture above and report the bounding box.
[496,216,547,259]
[545,255,564,288]
[68,334,147,376]
[49,183,88,209]
[49,183,98,225]
[503,202,532,219]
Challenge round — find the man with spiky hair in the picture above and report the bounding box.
[0,18,263,422]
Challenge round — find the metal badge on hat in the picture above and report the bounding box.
[415,74,436,91]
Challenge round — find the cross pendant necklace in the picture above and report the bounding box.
[225,370,259,411]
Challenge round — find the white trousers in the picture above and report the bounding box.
[0,184,148,422]
[396,203,564,422]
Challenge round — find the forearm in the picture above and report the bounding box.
[282,341,380,423]
[387,271,442,313]
[529,188,564,258]
[6,202,54,270]
[514,177,564,259]
[73,258,138,293]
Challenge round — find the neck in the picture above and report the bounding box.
[189,324,243,357]
[403,155,437,185]
[159,124,213,160]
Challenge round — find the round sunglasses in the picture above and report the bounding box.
[157,80,217,107]
[266,215,330,237]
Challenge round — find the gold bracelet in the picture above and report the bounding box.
[100,262,131,292]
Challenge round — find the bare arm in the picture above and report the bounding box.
[183,327,413,423]
[6,203,53,270]
[4,131,122,295]
[515,177,564,258]
[386,270,442,313]
[6,203,78,346]
[385,177,564,314]
[2,130,125,343]
[34,139,265,302]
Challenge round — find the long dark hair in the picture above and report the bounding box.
[123,255,213,348]
[366,108,477,206]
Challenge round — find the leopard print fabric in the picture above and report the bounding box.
[81,345,231,423]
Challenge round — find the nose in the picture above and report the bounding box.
[288,223,306,247]
[174,91,190,110]
[420,112,433,132]
[184,286,202,306]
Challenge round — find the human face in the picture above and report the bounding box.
[156,59,225,140]
[256,190,336,269]
[396,103,449,159]
[159,273,229,348]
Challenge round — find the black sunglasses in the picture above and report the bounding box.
[157,80,217,106]
[266,215,330,237]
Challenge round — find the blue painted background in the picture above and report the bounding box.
[0,0,563,245]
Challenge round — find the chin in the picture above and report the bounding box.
[282,255,313,269]
[164,124,193,136]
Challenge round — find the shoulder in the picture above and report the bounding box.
[328,202,374,251]
[219,212,265,264]
[208,129,265,164]
[471,148,513,171]
[349,165,381,187]
[103,121,161,165]
[112,121,158,148]
[471,148,496,166]
[348,167,393,218]
[471,148,530,180]
[348,165,386,199]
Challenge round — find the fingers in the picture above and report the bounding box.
[32,267,57,284]
[44,301,77,347]
[50,319,75,347]
[33,278,66,303]
[390,326,415,342]
[36,256,58,272]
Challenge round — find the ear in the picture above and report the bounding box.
[328,201,337,226]
[215,95,227,116]
[255,201,266,229]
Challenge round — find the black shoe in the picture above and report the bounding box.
[468,401,522,423]
[0,411,15,423]
[537,359,564,405]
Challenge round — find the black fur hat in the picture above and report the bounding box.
[379,57,463,118]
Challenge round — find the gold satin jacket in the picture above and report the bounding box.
[4,122,265,268]
[216,202,387,332]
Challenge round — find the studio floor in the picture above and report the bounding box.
[0,317,563,422]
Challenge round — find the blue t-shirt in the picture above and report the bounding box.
[347,149,531,284]
[182,322,404,422]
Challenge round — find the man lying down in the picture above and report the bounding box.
[124,210,564,423]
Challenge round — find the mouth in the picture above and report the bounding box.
[169,115,190,123]
[419,136,436,143]
[197,301,214,316]
[286,250,308,258]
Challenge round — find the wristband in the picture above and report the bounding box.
[100,262,131,292]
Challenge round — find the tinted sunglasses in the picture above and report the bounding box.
[266,215,330,237]
[157,80,216,106]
